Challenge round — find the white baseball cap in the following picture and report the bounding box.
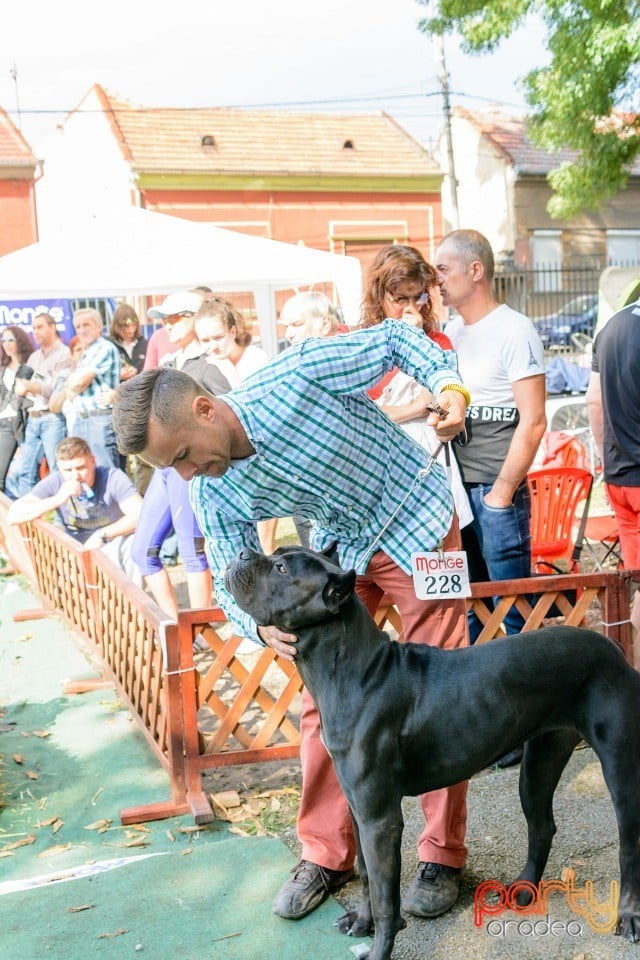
[148,291,203,320]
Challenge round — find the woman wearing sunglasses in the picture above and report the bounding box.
[0,325,35,491]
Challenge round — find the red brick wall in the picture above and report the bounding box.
[141,188,444,270]
[0,180,38,256]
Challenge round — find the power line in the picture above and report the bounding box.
[0,88,528,118]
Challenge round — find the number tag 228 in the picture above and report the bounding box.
[411,550,471,600]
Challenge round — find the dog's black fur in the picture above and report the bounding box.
[225,544,640,960]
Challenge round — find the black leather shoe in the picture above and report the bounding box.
[273,860,355,919]
[403,861,461,918]
[495,745,524,768]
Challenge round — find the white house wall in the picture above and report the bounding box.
[440,116,515,258]
[36,89,134,240]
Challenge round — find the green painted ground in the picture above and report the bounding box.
[0,574,368,960]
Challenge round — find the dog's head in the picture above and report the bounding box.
[224,544,356,631]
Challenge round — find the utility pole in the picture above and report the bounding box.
[433,34,459,230]
[10,63,21,130]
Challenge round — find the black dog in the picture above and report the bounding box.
[225,545,640,960]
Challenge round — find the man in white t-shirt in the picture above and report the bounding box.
[436,229,546,685]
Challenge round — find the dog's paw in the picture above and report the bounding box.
[508,879,537,908]
[335,910,374,938]
[348,944,371,959]
[615,914,640,942]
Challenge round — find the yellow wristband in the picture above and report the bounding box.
[439,382,471,407]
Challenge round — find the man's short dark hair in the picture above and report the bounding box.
[112,367,202,455]
[56,436,92,461]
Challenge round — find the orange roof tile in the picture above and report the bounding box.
[0,105,37,167]
[454,106,640,177]
[95,85,438,178]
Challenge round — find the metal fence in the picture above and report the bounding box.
[493,260,639,354]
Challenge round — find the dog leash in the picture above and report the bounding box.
[367,442,445,558]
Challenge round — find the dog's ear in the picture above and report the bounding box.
[323,569,356,613]
[320,542,340,565]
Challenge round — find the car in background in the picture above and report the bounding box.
[534,294,598,347]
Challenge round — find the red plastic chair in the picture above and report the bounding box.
[528,467,594,573]
[580,513,622,570]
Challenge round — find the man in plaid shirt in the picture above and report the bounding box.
[67,308,121,469]
[113,319,471,922]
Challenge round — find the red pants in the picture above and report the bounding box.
[297,519,469,871]
[606,483,640,570]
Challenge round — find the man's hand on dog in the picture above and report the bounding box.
[257,625,298,660]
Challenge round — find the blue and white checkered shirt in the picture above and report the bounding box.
[190,320,463,642]
[73,336,121,415]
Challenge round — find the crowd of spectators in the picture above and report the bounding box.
[4,234,639,946]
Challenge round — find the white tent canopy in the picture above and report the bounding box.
[0,208,363,355]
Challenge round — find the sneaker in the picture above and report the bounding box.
[273,859,355,919]
[403,861,461,918]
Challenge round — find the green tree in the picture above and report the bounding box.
[417,0,640,217]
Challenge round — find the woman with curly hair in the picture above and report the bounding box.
[0,325,35,490]
[361,244,472,529]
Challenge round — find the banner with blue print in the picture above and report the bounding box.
[0,299,75,342]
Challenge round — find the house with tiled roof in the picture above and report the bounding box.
[0,106,39,257]
[442,106,640,270]
[36,84,444,276]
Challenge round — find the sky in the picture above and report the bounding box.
[1,0,549,156]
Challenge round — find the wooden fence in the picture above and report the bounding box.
[1,492,636,826]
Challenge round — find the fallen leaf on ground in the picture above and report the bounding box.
[33,730,50,738]
[176,826,201,835]
[1,834,36,852]
[12,754,23,764]
[124,823,150,833]
[122,838,150,848]
[84,819,112,832]
[0,851,15,859]
[210,790,241,808]
[67,904,95,913]
[242,801,267,817]
[37,816,59,828]
[253,787,300,798]
[166,830,175,843]
[98,928,129,940]
[37,842,72,858]
[52,819,63,834]
[228,826,253,838]
[182,848,193,856]
[25,770,39,780]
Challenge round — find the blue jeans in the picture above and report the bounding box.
[11,412,67,497]
[464,482,532,642]
[73,412,121,470]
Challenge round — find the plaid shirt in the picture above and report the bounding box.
[190,320,463,641]
[73,336,121,415]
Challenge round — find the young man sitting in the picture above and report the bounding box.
[7,436,142,583]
